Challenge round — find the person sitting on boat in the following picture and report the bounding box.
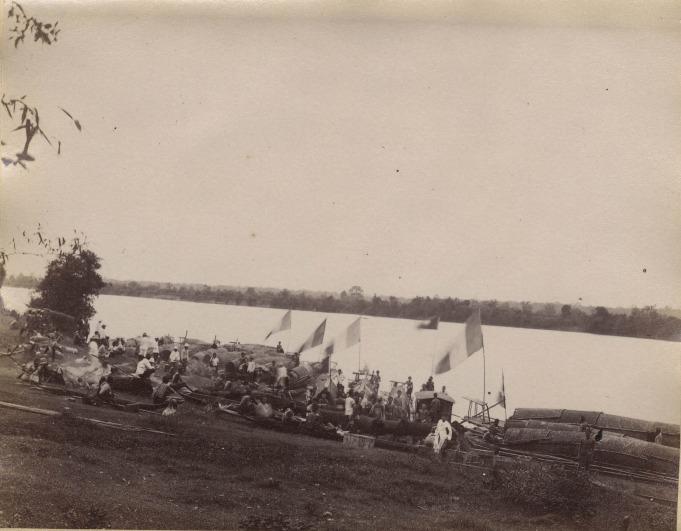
[162,397,180,417]
[152,375,172,405]
[135,353,156,379]
[237,395,257,416]
[282,402,298,425]
[579,416,589,432]
[424,376,435,391]
[434,413,453,456]
[483,419,503,444]
[168,347,181,371]
[417,403,429,422]
[97,375,115,403]
[578,426,597,472]
[306,398,319,413]
[169,369,188,391]
[73,329,85,346]
[429,393,441,422]
[305,403,322,427]
[292,352,300,368]
[276,341,284,353]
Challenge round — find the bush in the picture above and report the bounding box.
[498,461,592,517]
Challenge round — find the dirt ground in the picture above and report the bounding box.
[0,315,676,530]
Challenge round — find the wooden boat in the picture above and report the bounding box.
[502,427,679,477]
[508,408,680,448]
[35,383,167,412]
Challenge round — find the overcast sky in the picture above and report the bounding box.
[2,1,680,308]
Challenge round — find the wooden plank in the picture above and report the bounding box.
[0,400,60,417]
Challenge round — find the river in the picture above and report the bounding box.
[3,286,680,424]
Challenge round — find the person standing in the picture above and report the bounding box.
[405,376,414,399]
[578,427,597,472]
[246,356,256,380]
[345,393,356,425]
[275,363,288,389]
[654,427,663,444]
[429,393,441,422]
[393,390,406,419]
[210,352,220,376]
[369,396,386,420]
[434,413,453,456]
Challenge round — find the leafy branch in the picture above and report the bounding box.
[2,3,81,168]
[0,225,89,266]
[7,1,59,48]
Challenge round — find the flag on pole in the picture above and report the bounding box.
[264,310,292,340]
[417,315,439,330]
[434,309,483,375]
[323,318,361,357]
[298,319,327,354]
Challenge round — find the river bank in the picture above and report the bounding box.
[0,313,677,530]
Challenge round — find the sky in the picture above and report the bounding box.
[2,1,680,309]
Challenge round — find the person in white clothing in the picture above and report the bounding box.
[433,413,453,455]
[344,393,357,427]
[168,347,181,370]
[135,353,155,379]
[275,363,288,389]
[246,357,256,380]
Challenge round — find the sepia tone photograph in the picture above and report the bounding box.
[1,1,679,529]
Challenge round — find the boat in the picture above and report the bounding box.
[507,408,680,448]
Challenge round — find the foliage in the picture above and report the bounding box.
[29,247,106,329]
[2,2,81,168]
[498,461,593,519]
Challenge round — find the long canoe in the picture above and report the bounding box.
[508,408,679,448]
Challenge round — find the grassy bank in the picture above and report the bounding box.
[0,314,676,530]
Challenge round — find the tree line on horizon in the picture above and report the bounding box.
[4,274,681,341]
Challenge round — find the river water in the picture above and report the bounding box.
[3,286,680,424]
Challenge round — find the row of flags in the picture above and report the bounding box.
[265,307,504,408]
[417,309,483,375]
[264,310,361,366]
[265,307,484,377]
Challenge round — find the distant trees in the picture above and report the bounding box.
[6,275,681,341]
